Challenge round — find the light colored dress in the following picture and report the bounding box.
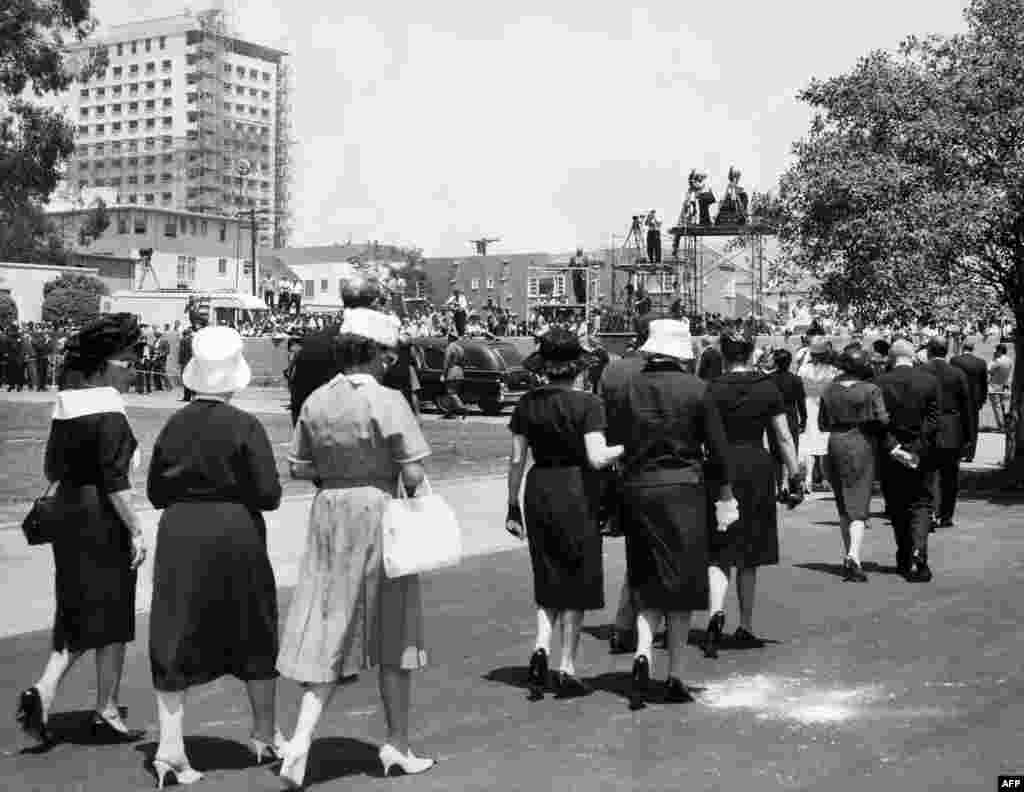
[797,361,839,457]
[276,372,431,684]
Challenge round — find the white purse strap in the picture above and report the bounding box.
[394,472,433,500]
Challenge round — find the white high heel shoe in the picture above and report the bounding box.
[250,730,286,764]
[151,756,203,788]
[279,738,312,789]
[379,743,435,777]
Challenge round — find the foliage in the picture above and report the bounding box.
[43,271,108,298]
[1,0,103,263]
[777,0,1024,458]
[0,294,18,326]
[77,198,111,245]
[41,286,101,325]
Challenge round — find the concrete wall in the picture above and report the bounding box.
[0,262,101,323]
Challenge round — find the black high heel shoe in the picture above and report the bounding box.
[630,656,650,711]
[16,687,51,746]
[553,672,590,699]
[702,612,725,659]
[526,648,549,701]
[664,677,695,703]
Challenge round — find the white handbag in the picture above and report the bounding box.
[382,474,462,578]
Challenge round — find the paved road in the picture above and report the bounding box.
[0,484,1021,791]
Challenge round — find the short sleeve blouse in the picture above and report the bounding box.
[508,386,606,467]
[290,373,430,485]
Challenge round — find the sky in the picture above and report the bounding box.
[91,0,972,256]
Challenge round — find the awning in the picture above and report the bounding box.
[209,293,268,310]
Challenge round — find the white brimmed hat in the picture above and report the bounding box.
[640,318,695,361]
[341,307,400,347]
[182,326,252,394]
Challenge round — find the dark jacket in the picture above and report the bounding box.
[772,370,808,435]
[924,358,974,450]
[874,364,941,457]
[697,345,723,381]
[950,352,988,412]
[287,328,341,426]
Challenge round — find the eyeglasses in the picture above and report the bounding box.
[107,359,136,370]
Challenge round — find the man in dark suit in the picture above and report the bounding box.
[697,336,723,381]
[924,337,974,528]
[950,341,987,461]
[875,340,941,582]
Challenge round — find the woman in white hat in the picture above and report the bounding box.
[146,326,284,787]
[276,307,435,787]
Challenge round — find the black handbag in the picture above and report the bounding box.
[22,483,61,546]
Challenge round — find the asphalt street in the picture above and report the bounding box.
[0,387,1021,790]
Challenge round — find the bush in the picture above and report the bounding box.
[42,287,101,325]
[42,272,108,299]
[0,294,17,326]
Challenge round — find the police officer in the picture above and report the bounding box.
[875,340,941,582]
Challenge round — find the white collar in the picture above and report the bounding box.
[53,387,126,420]
[345,373,377,386]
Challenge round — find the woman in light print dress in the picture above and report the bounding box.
[275,307,435,788]
[796,336,839,493]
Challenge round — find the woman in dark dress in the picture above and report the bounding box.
[17,314,148,747]
[819,348,890,582]
[506,329,623,699]
[703,332,803,658]
[600,319,736,708]
[147,326,283,787]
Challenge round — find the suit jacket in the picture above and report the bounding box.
[924,358,974,450]
[772,370,808,434]
[874,364,940,457]
[950,353,988,410]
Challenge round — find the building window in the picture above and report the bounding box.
[527,277,539,298]
[80,88,89,98]
[304,280,314,298]
[117,213,128,234]
[164,221,176,237]
[470,278,480,290]
[129,64,138,75]
[200,220,208,235]
[130,42,137,55]
[128,101,138,113]
[145,38,151,53]
[486,278,495,289]
[145,99,155,110]
[161,192,172,203]
[95,124,105,135]
[117,43,123,56]
[146,62,155,74]
[113,85,122,96]
[218,258,227,275]
[77,124,88,135]
[163,79,172,89]
[144,174,155,185]
[112,103,121,114]
[320,279,328,292]
[146,81,155,92]
[80,108,89,118]
[262,71,270,81]
[161,60,171,72]
[159,36,166,50]
[134,212,146,233]
[96,87,105,98]
[129,83,139,94]
[219,223,226,242]
[162,97,172,108]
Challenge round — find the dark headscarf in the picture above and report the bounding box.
[62,313,141,375]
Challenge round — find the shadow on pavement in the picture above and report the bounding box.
[794,561,904,578]
[135,736,260,773]
[299,737,383,784]
[586,671,707,707]
[482,666,530,692]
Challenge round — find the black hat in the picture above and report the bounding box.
[522,327,595,378]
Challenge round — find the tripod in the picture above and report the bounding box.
[622,216,646,263]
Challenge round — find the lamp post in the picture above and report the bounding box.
[235,159,257,297]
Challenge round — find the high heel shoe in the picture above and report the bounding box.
[553,671,591,699]
[16,687,51,745]
[251,730,286,764]
[702,612,726,659]
[379,744,435,777]
[842,558,868,583]
[151,757,203,789]
[630,655,650,711]
[91,711,145,743]
[526,648,549,701]
[279,739,312,789]
[664,676,695,703]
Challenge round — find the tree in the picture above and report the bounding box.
[43,271,108,298]
[42,287,101,325]
[1,1,103,264]
[0,294,18,326]
[777,0,1024,462]
[77,198,111,245]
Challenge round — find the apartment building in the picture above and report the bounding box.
[47,9,292,248]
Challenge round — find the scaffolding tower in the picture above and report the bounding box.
[526,259,603,329]
[273,58,293,249]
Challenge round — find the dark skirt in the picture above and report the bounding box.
[523,466,604,611]
[150,501,279,691]
[623,469,709,612]
[51,484,137,652]
[827,428,876,521]
[707,445,779,569]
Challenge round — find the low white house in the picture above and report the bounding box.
[0,262,101,323]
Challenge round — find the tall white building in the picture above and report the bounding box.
[47,8,292,248]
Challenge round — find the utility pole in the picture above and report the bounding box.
[250,207,258,297]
